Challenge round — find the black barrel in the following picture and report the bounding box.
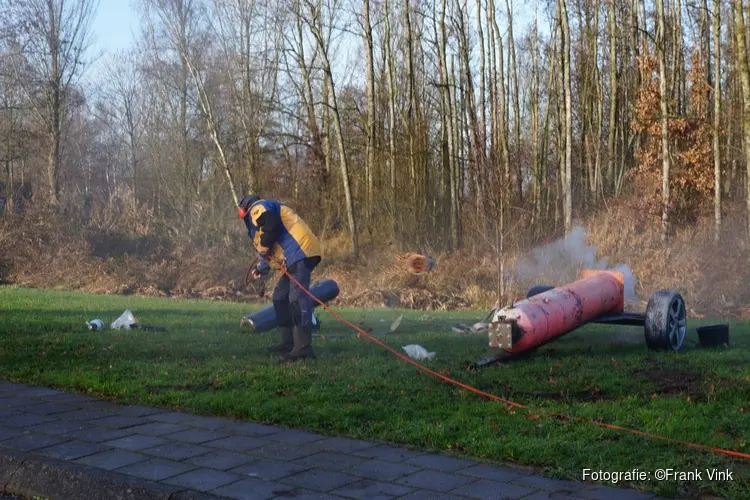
[243,278,340,332]
[526,285,555,299]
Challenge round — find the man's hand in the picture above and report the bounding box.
[251,259,270,280]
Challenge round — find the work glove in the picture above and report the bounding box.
[252,258,271,280]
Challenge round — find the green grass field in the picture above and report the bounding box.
[1,286,749,498]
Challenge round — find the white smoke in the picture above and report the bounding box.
[514,225,640,304]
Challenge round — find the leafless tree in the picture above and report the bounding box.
[2,0,98,204]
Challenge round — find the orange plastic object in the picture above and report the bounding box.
[496,270,625,354]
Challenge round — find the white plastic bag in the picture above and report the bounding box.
[111,309,137,330]
[402,344,436,361]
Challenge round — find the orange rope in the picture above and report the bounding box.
[274,261,750,461]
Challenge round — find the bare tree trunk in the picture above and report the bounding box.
[151,0,240,205]
[6,159,12,212]
[726,7,738,197]
[701,0,712,113]
[45,31,61,203]
[322,74,332,183]
[669,0,684,113]
[657,0,670,243]
[713,0,721,243]
[580,0,601,203]
[734,0,750,238]
[451,55,462,248]
[531,6,540,220]
[593,2,603,199]
[556,8,565,229]
[186,57,240,205]
[403,0,416,192]
[401,0,419,239]
[577,0,589,210]
[456,0,483,180]
[211,0,279,196]
[540,37,556,227]
[10,0,97,205]
[477,0,486,162]
[677,0,686,113]
[489,0,510,194]
[363,0,375,223]
[292,118,300,201]
[485,0,497,219]
[179,21,190,207]
[48,91,61,204]
[607,0,617,194]
[305,0,359,255]
[559,0,573,232]
[292,2,324,191]
[594,73,603,199]
[506,0,522,203]
[129,127,138,208]
[727,20,738,197]
[384,0,398,239]
[3,97,14,209]
[435,0,451,242]
[448,54,458,249]
[415,16,430,238]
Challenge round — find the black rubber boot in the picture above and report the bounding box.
[265,326,293,354]
[279,325,316,362]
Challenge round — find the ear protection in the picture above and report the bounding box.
[237,195,260,218]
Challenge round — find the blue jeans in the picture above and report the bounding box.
[272,257,320,329]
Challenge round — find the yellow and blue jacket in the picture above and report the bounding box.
[243,199,321,271]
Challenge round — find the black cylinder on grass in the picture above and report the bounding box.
[243,279,340,332]
[526,285,555,299]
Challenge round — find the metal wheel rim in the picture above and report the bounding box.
[667,296,687,350]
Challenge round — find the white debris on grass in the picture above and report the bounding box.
[402,344,436,360]
[111,309,137,330]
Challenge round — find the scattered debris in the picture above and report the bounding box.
[111,309,137,330]
[102,309,167,332]
[314,314,401,339]
[312,312,321,332]
[397,253,435,275]
[339,288,472,310]
[451,308,498,333]
[402,344,436,360]
[86,319,104,330]
[134,325,168,332]
[390,315,403,332]
[451,322,491,333]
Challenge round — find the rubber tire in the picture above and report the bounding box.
[526,285,554,299]
[644,290,687,351]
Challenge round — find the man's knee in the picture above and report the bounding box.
[274,300,293,327]
[272,280,289,302]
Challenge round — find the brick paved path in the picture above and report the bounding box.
[0,381,664,500]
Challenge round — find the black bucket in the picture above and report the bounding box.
[696,324,729,347]
[242,278,340,333]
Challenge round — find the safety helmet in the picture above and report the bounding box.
[237,194,260,219]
